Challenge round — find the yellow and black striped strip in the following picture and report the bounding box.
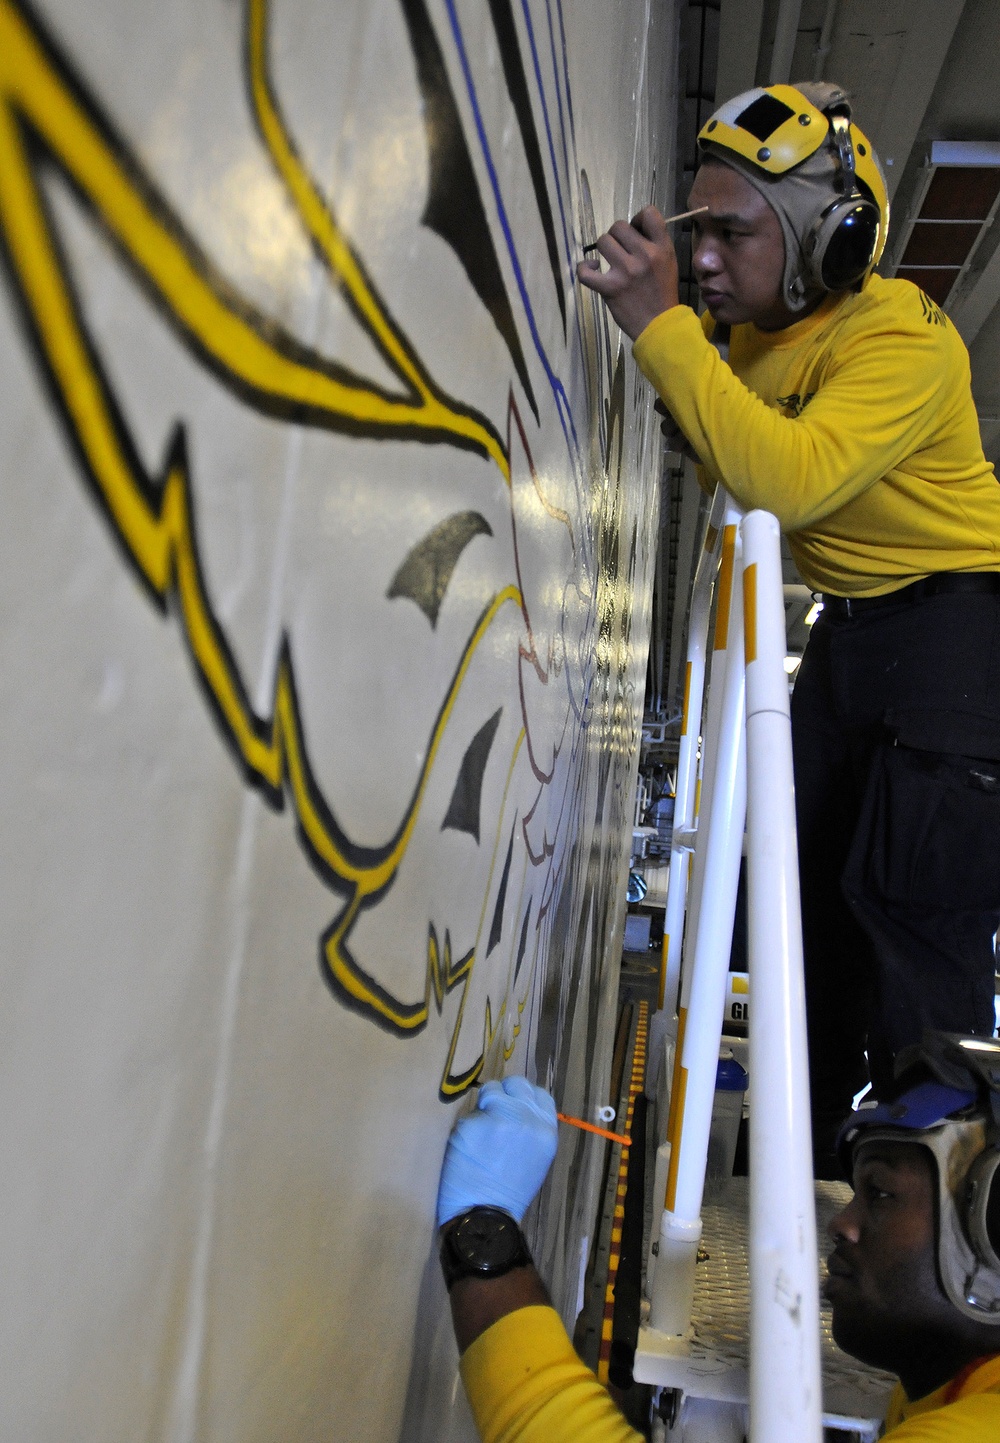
[597,1000,648,1386]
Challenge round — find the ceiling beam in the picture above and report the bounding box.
[951,240,1000,347]
[811,0,840,82]
[876,0,967,200]
[716,0,765,102]
[769,0,804,85]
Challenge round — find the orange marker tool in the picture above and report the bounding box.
[557,1112,631,1147]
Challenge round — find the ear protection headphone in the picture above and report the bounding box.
[805,105,882,291]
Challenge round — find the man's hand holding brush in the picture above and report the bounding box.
[578,204,706,341]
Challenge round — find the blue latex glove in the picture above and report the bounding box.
[436,1077,559,1227]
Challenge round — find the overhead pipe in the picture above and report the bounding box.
[768,0,804,86]
[812,0,839,80]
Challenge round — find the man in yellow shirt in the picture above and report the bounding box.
[436,1039,1000,1440]
[578,81,1000,1175]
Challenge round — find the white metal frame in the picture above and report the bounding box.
[645,492,822,1443]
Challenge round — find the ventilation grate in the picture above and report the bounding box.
[891,141,1000,308]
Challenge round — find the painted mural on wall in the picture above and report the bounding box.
[0,0,669,1436]
[1,0,654,1094]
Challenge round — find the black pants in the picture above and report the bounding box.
[791,592,1000,1171]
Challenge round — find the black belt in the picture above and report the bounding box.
[821,572,1000,619]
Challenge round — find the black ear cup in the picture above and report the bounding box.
[821,203,881,288]
[808,198,881,292]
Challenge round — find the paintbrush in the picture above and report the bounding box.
[557,1112,631,1146]
[468,1080,631,1146]
[582,205,709,253]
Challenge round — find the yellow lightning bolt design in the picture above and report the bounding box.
[0,0,523,1092]
[246,0,508,478]
[0,0,508,472]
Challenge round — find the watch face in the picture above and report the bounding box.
[452,1209,523,1272]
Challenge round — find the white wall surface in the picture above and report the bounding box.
[0,0,673,1437]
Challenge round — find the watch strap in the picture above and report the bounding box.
[439,1206,532,1291]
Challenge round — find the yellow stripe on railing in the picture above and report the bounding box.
[743,562,758,665]
[712,525,737,651]
[658,933,669,1011]
[662,1004,688,1206]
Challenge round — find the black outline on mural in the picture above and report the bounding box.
[0,0,645,1109]
[0,0,535,1096]
[399,0,539,421]
[485,0,566,333]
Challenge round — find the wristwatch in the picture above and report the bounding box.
[439,1206,532,1291]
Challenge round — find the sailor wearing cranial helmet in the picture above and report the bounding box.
[434,1034,1000,1440]
[579,81,1000,1177]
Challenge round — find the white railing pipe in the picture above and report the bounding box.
[679,497,744,951]
[647,496,731,1279]
[655,497,741,1122]
[657,504,722,1019]
[650,502,746,1332]
[669,534,746,1230]
[741,510,821,1443]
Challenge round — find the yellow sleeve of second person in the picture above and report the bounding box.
[460,1306,643,1443]
[631,303,959,533]
[882,1394,1000,1440]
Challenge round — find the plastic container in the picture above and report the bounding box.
[705,1054,748,1196]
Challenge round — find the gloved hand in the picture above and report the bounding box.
[436,1076,558,1228]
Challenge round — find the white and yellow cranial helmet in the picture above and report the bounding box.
[839,1033,1000,1326]
[698,81,889,312]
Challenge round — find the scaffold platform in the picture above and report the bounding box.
[633,1178,896,1437]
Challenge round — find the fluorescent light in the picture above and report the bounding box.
[783,656,801,675]
[930,141,1000,168]
[804,601,823,627]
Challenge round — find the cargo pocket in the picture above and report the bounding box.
[858,742,1000,911]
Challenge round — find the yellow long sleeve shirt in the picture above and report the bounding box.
[461,1306,642,1443]
[632,277,1000,597]
[881,1353,1000,1439]
[461,1307,1000,1443]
